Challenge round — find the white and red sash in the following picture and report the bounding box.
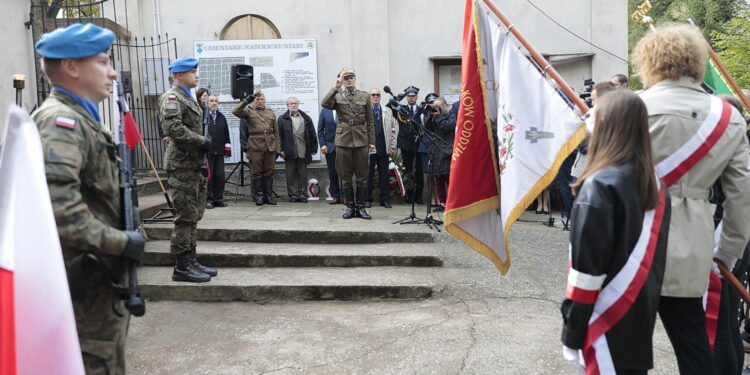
[575,96,732,373]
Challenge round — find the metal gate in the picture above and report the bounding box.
[29,0,177,170]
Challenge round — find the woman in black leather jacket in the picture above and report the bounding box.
[560,90,671,374]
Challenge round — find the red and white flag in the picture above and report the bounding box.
[112,80,143,150]
[0,105,84,375]
[445,0,585,274]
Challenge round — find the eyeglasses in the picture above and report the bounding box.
[370,94,380,97]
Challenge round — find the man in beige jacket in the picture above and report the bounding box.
[634,25,750,375]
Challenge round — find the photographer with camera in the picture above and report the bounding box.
[396,86,425,204]
[233,89,281,206]
[424,96,456,211]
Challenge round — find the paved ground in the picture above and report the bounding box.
[127,200,688,374]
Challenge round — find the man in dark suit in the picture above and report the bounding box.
[318,107,341,204]
[205,94,232,208]
[396,86,424,204]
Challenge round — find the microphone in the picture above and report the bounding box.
[383,85,393,95]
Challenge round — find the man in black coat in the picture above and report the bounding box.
[317,108,341,204]
[396,86,424,204]
[278,97,318,202]
[205,94,231,208]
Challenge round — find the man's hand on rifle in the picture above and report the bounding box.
[123,231,146,264]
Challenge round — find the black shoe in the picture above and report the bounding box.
[253,179,264,206]
[356,189,372,220]
[365,201,372,208]
[535,210,542,214]
[206,202,214,209]
[289,197,299,203]
[263,178,277,205]
[415,198,424,205]
[190,249,217,277]
[214,201,227,208]
[380,201,392,208]
[343,187,355,219]
[433,205,445,212]
[299,197,308,203]
[172,252,211,283]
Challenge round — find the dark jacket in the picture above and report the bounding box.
[205,110,231,156]
[425,109,456,175]
[278,110,318,163]
[317,108,337,153]
[561,162,670,371]
[396,105,418,151]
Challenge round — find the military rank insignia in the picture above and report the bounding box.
[54,116,76,129]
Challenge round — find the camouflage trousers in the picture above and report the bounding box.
[73,273,130,375]
[168,168,207,254]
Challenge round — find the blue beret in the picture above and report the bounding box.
[169,58,200,73]
[35,23,115,59]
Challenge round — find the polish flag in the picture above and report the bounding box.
[0,105,84,374]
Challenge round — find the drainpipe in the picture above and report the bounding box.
[152,0,162,35]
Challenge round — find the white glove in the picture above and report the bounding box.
[712,250,737,279]
[562,345,585,372]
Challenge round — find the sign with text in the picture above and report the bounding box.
[194,39,320,162]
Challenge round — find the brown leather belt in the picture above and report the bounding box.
[340,120,365,126]
[249,131,269,136]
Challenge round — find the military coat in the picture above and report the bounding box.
[159,86,207,171]
[321,88,375,148]
[232,100,281,153]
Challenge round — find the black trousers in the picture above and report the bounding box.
[401,149,423,202]
[207,154,226,203]
[325,151,341,198]
[367,153,390,203]
[658,296,714,375]
[713,279,744,375]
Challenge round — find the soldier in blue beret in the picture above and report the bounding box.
[159,57,217,283]
[32,23,146,375]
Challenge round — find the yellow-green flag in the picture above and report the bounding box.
[705,57,734,95]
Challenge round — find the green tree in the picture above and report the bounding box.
[712,3,750,89]
[626,0,740,89]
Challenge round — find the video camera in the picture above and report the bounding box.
[579,78,595,108]
[383,85,407,112]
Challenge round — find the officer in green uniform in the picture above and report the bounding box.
[33,23,145,374]
[158,58,217,283]
[321,69,375,219]
[232,89,281,206]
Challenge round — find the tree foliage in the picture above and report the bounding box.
[712,3,750,89]
[626,0,740,89]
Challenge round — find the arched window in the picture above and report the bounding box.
[220,14,280,40]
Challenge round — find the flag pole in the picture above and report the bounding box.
[139,140,174,209]
[479,0,589,114]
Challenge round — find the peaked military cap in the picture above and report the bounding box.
[169,58,200,73]
[338,68,356,78]
[405,86,420,96]
[35,23,115,59]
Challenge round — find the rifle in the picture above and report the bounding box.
[115,81,146,317]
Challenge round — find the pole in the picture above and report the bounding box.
[479,0,588,115]
[12,74,25,107]
[139,139,173,208]
[715,258,750,305]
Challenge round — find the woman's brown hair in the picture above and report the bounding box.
[571,90,659,211]
[196,87,208,107]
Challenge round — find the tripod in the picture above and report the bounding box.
[225,151,251,204]
[393,109,451,232]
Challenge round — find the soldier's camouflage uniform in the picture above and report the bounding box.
[158,86,207,255]
[34,90,130,375]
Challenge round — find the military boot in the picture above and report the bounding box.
[172,251,211,283]
[253,179,264,206]
[263,178,277,205]
[190,243,217,277]
[356,188,372,220]
[342,187,356,219]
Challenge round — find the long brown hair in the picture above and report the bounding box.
[571,90,659,211]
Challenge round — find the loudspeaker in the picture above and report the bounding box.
[231,64,254,100]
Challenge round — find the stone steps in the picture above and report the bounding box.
[144,227,434,244]
[144,241,443,267]
[138,266,437,302]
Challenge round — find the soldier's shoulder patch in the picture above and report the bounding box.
[54,116,76,130]
[168,94,177,100]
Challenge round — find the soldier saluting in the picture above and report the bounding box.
[321,69,375,219]
[33,23,145,374]
[158,58,217,283]
[233,89,281,206]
